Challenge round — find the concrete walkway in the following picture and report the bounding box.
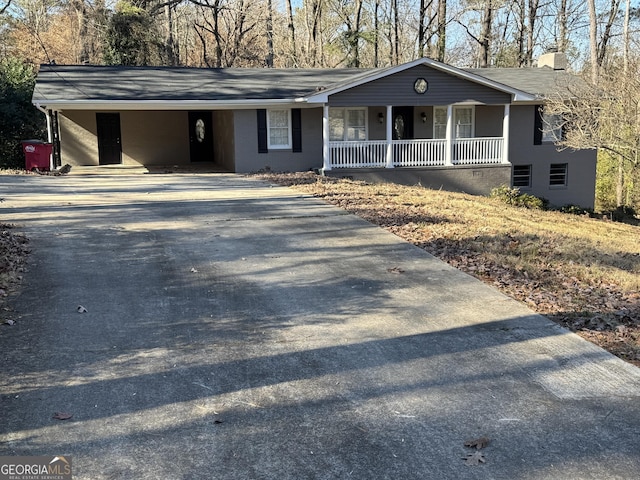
[1,173,639,479]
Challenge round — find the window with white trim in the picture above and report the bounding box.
[267,109,291,149]
[433,106,475,139]
[329,108,367,141]
[434,108,447,139]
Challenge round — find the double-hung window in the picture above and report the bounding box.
[542,113,563,143]
[267,109,291,149]
[534,105,564,144]
[433,106,475,139]
[329,108,367,141]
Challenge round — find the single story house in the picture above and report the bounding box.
[32,53,596,208]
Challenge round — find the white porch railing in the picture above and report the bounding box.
[329,141,387,168]
[393,139,446,167]
[453,137,504,165]
[329,137,505,169]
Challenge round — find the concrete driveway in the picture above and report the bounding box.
[1,173,639,479]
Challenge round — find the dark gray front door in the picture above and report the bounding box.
[392,106,414,140]
[189,112,214,162]
[96,113,122,165]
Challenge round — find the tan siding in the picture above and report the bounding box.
[59,111,99,166]
[120,111,189,165]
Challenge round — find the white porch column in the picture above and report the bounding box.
[445,105,454,166]
[385,105,394,168]
[322,104,331,171]
[502,104,510,164]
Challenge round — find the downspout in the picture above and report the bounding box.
[34,103,52,143]
[34,103,53,170]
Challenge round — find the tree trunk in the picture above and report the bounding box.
[436,0,446,62]
[285,0,297,67]
[353,0,363,67]
[623,0,630,74]
[0,0,12,15]
[587,0,599,82]
[617,155,625,207]
[213,1,223,67]
[309,0,322,66]
[393,0,399,64]
[479,0,492,67]
[597,0,621,68]
[558,0,568,52]
[72,0,90,64]
[418,0,426,58]
[266,0,274,67]
[374,0,380,66]
[165,4,177,66]
[526,0,539,66]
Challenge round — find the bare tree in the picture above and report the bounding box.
[545,63,640,207]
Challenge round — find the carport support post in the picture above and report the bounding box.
[502,104,510,164]
[385,105,393,168]
[322,104,331,171]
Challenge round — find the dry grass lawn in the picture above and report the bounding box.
[254,172,640,366]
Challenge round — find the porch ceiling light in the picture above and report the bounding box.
[378,112,384,124]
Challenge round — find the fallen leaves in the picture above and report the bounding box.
[463,436,490,466]
[52,412,73,420]
[0,224,29,325]
[387,266,405,274]
[463,450,486,466]
[464,436,491,449]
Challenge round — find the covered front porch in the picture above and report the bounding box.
[321,104,511,171]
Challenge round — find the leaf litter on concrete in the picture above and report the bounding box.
[253,172,640,366]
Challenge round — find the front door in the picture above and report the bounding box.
[188,111,214,162]
[392,106,414,140]
[96,113,122,165]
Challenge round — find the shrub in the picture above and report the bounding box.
[490,185,547,210]
[560,204,594,216]
[0,58,46,169]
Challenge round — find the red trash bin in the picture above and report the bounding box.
[21,140,52,171]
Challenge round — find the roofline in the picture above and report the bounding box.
[32,98,307,111]
[303,58,537,103]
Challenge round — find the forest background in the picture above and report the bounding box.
[1,0,639,213]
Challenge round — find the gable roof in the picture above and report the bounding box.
[303,58,536,103]
[33,64,365,109]
[33,60,572,110]
[465,66,581,98]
